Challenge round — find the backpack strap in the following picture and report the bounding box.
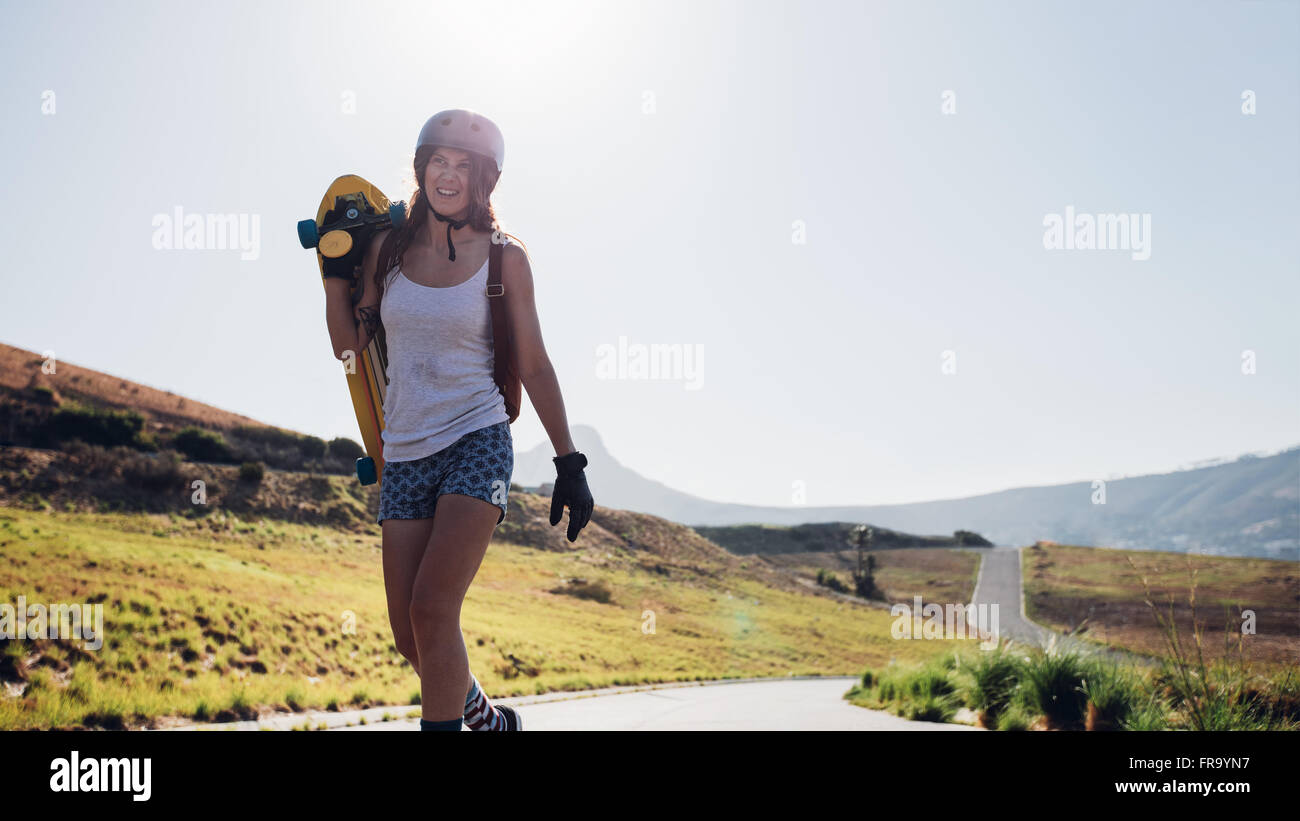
[487,238,522,423]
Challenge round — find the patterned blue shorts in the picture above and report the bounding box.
[377,421,513,525]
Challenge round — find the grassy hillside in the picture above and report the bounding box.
[0,342,368,478]
[1023,543,1298,667]
[759,547,982,608]
[0,443,379,530]
[0,342,268,433]
[0,500,984,730]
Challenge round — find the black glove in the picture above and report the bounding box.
[549,451,593,542]
[321,222,377,281]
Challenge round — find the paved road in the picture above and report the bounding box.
[968,546,1156,666]
[160,677,983,731]
[968,547,1052,645]
[332,677,982,731]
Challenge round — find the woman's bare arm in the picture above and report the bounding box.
[501,242,577,457]
[323,229,388,361]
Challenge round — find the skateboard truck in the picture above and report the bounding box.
[297,193,406,253]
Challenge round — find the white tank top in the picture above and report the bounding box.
[379,251,509,462]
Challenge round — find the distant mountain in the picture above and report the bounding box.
[513,424,784,525]
[515,428,1299,560]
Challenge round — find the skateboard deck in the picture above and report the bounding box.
[297,174,405,486]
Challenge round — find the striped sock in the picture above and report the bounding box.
[463,673,504,731]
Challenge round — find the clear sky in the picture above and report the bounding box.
[1,0,1296,507]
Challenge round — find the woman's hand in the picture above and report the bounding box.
[550,451,593,542]
[322,223,378,281]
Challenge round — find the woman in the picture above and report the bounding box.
[322,109,595,732]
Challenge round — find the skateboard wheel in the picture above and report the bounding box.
[297,219,319,249]
[389,202,406,230]
[356,456,377,485]
[319,229,354,259]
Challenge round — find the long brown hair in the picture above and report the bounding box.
[373,144,528,302]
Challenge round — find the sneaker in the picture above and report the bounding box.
[495,704,523,731]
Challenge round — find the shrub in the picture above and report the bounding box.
[1082,664,1138,731]
[298,435,327,459]
[995,701,1033,731]
[29,385,58,406]
[234,424,325,458]
[238,461,265,483]
[230,425,347,473]
[550,578,613,604]
[871,660,961,723]
[1018,644,1093,730]
[47,401,145,448]
[121,450,184,492]
[62,441,126,478]
[873,667,904,703]
[964,646,1021,727]
[327,437,364,461]
[1178,664,1295,731]
[908,662,958,699]
[815,568,850,594]
[232,425,302,451]
[901,692,959,723]
[172,427,234,463]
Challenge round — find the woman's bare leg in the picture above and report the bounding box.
[408,493,501,721]
[380,518,436,671]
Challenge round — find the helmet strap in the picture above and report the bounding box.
[425,192,469,261]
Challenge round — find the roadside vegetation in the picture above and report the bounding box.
[848,565,1300,731]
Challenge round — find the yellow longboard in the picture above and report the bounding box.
[297,174,405,486]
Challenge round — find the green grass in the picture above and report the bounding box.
[0,505,976,729]
[848,634,1299,731]
[846,650,966,724]
[1017,643,1094,730]
[960,644,1021,727]
[1080,663,1137,730]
